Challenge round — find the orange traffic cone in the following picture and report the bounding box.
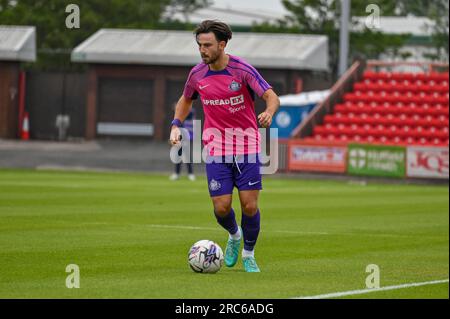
[21,112,30,140]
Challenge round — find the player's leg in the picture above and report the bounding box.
[234,154,262,272]
[170,164,181,180]
[212,194,242,267]
[206,159,241,267]
[238,190,261,272]
[211,194,233,220]
[187,163,195,181]
[185,141,195,181]
[170,147,182,180]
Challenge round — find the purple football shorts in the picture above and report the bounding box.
[205,153,262,197]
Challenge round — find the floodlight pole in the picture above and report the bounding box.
[338,0,351,76]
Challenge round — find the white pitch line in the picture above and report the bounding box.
[145,224,217,231]
[85,223,437,239]
[142,224,329,235]
[271,229,330,235]
[294,279,449,299]
[141,224,424,238]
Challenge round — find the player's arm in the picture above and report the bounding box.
[169,95,193,145]
[258,89,280,128]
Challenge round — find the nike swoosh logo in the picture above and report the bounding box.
[199,84,210,90]
[248,181,260,186]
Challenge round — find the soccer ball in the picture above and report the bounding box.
[188,240,224,273]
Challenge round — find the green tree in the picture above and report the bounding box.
[426,0,449,61]
[0,0,171,48]
[0,0,210,70]
[394,0,448,61]
[252,0,409,79]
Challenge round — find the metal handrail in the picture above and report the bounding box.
[291,59,366,138]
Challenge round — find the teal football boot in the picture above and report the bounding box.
[224,227,241,267]
[242,256,260,273]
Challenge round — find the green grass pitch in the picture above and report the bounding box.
[0,169,448,299]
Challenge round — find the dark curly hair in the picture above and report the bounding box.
[194,20,232,43]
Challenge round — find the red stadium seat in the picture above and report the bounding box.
[310,69,448,146]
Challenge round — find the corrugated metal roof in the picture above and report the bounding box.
[71,29,328,71]
[0,25,36,62]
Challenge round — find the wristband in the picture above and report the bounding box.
[171,119,183,127]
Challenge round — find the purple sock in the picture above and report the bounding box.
[242,210,260,251]
[214,208,238,235]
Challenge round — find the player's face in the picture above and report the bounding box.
[196,32,225,65]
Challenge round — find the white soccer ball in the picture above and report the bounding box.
[188,239,224,273]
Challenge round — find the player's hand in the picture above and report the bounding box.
[169,126,182,145]
[258,111,273,128]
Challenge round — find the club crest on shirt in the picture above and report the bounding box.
[229,80,242,92]
[209,179,221,191]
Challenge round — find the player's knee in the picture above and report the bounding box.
[214,203,232,217]
[242,202,258,216]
